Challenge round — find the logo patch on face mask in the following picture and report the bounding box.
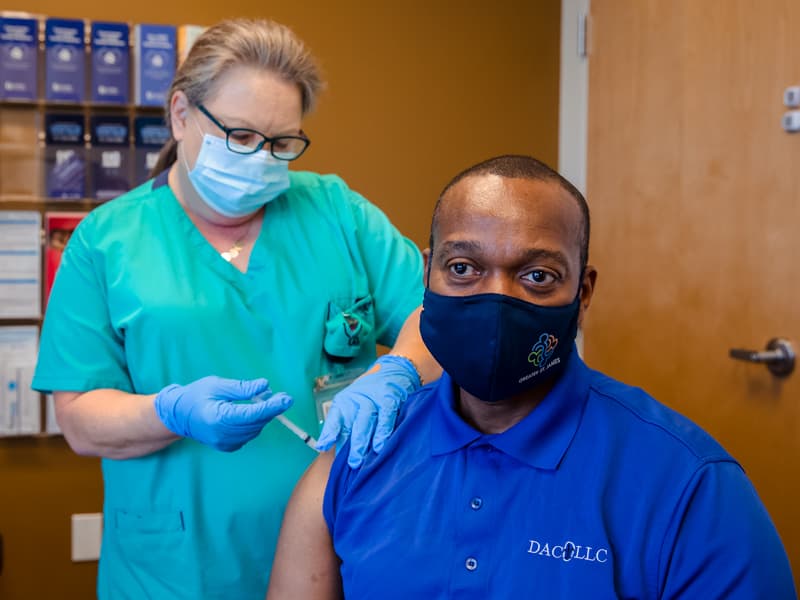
[528,333,558,367]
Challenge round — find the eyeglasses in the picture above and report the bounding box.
[196,104,310,161]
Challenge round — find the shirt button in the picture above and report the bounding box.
[465,557,478,571]
[470,497,483,510]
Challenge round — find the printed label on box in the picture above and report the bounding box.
[44,211,86,307]
[0,16,38,100]
[90,115,131,201]
[178,24,206,65]
[134,24,176,107]
[45,18,85,102]
[91,21,129,104]
[0,211,41,319]
[45,113,86,199]
[134,115,169,184]
[0,326,39,436]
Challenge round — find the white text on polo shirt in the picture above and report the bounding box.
[527,539,609,563]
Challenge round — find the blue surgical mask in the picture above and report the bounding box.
[420,289,580,402]
[187,133,291,218]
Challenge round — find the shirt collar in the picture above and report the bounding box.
[153,168,169,189]
[430,347,592,470]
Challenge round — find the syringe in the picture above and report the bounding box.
[276,414,321,452]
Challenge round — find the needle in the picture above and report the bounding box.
[276,414,320,452]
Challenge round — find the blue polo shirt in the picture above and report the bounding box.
[324,351,796,599]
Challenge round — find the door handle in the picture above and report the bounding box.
[729,337,795,377]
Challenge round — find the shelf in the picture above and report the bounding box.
[0,197,106,211]
[0,318,41,326]
[0,99,163,112]
[0,142,37,151]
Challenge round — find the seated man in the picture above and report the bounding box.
[267,155,796,599]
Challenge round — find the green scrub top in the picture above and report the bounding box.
[32,170,423,599]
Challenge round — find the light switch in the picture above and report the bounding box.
[71,513,103,562]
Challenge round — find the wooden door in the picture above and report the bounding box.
[585,0,800,586]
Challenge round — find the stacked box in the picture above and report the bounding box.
[45,112,86,199]
[90,114,131,201]
[44,211,86,306]
[91,21,130,105]
[45,18,86,103]
[134,115,169,184]
[177,24,206,65]
[0,15,38,101]
[134,24,176,107]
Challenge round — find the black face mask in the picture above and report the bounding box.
[420,289,581,403]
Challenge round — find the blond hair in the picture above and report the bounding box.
[151,18,323,176]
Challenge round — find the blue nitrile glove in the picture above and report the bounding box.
[154,376,293,452]
[316,355,421,467]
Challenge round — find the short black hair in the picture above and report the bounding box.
[430,154,590,269]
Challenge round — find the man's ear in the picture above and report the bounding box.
[169,91,191,142]
[577,266,597,329]
[422,248,431,287]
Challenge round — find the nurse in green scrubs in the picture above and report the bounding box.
[32,18,438,600]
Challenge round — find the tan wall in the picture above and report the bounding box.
[0,1,561,597]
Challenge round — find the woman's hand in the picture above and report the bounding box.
[315,355,420,467]
[155,376,293,451]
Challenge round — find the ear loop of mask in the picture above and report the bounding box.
[180,111,207,174]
